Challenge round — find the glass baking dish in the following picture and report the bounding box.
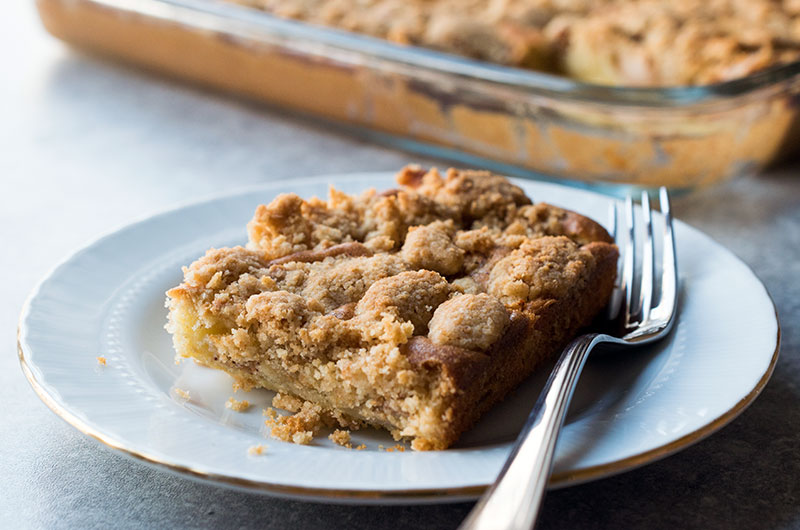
[36,0,800,191]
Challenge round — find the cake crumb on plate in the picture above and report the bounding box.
[329,429,352,448]
[247,444,267,456]
[225,397,251,412]
[173,388,191,401]
[265,400,333,445]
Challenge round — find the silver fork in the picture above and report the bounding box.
[460,187,678,530]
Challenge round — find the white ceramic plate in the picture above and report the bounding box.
[18,174,779,504]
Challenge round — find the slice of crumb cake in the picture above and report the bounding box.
[166,167,618,450]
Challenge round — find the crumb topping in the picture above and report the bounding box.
[401,220,464,275]
[488,236,595,306]
[428,293,510,351]
[231,0,800,86]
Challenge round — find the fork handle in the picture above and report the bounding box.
[459,334,605,530]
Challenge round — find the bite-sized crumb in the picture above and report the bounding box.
[226,397,251,412]
[247,444,267,456]
[355,444,367,451]
[378,445,385,451]
[232,382,242,392]
[265,400,335,444]
[329,429,352,448]
[96,356,107,366]
[173,388,191,400]
[263,407,277,418]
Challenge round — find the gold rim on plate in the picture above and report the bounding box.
[17,307,780,501]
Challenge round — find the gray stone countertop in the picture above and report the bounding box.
[2,3,799,529]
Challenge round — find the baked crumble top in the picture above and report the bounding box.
[231,0,800,86]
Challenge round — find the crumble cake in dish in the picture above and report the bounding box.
[37,0,800,191]
[166,166,618,450]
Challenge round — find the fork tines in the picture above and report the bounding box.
[610,187,678,338]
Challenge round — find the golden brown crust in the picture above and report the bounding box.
[404,336,491,392]
[166,166,618,450]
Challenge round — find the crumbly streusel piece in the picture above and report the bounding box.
[167,166,618,450]
[488,236,597,305]
[401,220,464,275]
[428,293,510,351]
[355,270,452,334]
